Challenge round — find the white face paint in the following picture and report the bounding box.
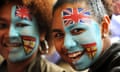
[0,4,39,62]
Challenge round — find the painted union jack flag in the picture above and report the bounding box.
[15,5,32,20]
[62,8,90,26]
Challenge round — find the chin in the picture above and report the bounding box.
[8,57,25,63]
[73,65,89,71]
[8,55,31,63]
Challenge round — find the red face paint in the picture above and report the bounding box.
[81,42,97,59]
[62,8,90,26]
[15,5,32,20]
[21,36,36,54]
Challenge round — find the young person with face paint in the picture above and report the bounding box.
[50,0,120,72]
[0,0,68,72]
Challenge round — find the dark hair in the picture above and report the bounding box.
[0,0,52,34]
[23,0,52,33]
[0,0,23,7]
[101,0,112,18]
[53,0,107,23]
[23,0,53,48]
[53,0,78,15]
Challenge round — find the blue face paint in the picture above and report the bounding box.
[8,5,39,62]
[60,8,102,70]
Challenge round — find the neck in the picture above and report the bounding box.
[7,52,37,72]
[101,37,111,55]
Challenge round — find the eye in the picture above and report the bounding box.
[16,23,29,27]
[52,32,64,39]
[0,22,8,30]
[71,28,85,35]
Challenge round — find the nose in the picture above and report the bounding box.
[9,25,19,42]
[63,34,77,50]
[3,24,19,43]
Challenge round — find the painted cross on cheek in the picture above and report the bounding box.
[62,8,90,26]
[15,5,32,20]
[21,36,36,55]
[81,42,97,59]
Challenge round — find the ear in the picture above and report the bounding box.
[101,15,110,38]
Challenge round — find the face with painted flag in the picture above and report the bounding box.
[52,3,104,70]
[0,3,39,62]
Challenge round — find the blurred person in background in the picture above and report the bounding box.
[110,0,120,43]
[102,0,120,43]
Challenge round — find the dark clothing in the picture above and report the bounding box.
[0,56,67,72]
[89,42,120,72]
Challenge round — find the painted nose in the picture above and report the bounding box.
[9,25,19,41]
[64,35,76,50]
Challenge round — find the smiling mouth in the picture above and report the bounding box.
[3,42,22,48]
[66,50,85,62]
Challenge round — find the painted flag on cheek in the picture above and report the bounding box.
[22,36,36,55]
[81,42,97,59]
[62,8,90,26]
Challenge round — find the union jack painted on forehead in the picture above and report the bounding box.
[62,8,91,26]
[15,5,32,20]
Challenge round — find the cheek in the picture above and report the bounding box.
[54,39,63,52]
[0,48,9,59]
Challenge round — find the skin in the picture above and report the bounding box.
[52,3,110,71]
[0,3,39,72]
[113,0,120,15]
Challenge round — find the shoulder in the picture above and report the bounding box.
[90,42,120,72]
[40,58,69,72]
[28,56,68,72]
[107,42,120,72]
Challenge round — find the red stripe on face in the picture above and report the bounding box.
[24,45,33,49]
[21,36,36,41]
[81,42,97,59]
[21,36,36,54]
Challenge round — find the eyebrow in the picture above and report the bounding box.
[52,29,63,33]
[0,17,7,22]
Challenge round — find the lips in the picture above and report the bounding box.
[1,36,36,54]
[4,42,21,47]
[62,42,97,63]
[68,51,83,58]
[64,50,85,63]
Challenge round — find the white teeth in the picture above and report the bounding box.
[6,43,21,47]
[68,51,82,58]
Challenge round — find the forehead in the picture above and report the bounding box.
[0,3,32,22]
[52,2,91,27]
[53,2,90,19]
[0,3,13,21]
